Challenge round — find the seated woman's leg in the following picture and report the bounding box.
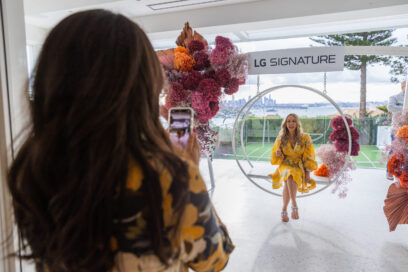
[287,175,299,219]
[281,181,290,222]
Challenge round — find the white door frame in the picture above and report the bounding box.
[0,0,28,271]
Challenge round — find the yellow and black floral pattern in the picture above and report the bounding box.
[269,133,318,193]
[111,160,233,271]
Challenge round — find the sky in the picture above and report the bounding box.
[221,28,408,105]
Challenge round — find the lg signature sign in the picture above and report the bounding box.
[248,47,344,74]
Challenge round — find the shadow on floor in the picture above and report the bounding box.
[251,221,404,272]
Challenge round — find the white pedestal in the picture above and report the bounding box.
[376,126,392,148]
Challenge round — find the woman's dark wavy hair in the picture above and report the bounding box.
[8,9,189,271]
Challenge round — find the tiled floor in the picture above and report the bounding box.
[19,160,408,272]
[201,159,408,272]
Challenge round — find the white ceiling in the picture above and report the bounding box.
[24,0,255,29]
[24,0,408,47]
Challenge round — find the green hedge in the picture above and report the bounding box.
[215,116,388,146]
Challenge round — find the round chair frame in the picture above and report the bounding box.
[232,85,352,197]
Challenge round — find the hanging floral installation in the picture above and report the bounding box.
[314,116,360,198]
[157,23,248,155]
[329,116,360,156]
[384,109,408,231]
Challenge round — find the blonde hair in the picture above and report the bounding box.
[277,113,304,148]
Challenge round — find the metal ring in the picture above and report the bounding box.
[232,85,352,198]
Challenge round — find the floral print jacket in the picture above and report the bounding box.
[110,160,234,272]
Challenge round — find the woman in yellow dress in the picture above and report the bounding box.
[269,114,318,222]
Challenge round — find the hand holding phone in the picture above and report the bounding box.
[169,107,200,164]
[168,107,194,149]
[182,133,200,165]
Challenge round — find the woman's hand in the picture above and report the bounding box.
[169,130,201,165]
[276,148,282,157]
[182,133,201,165]
[305,171,311,183]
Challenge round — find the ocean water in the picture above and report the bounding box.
[252,106,342,118]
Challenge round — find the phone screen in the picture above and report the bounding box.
[169,108,192,149]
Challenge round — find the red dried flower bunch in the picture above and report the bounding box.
[156,22,248,154]
[386,123,408,188]
[399,172,408,189]
[387,152,408,188]
[329,116,360,156]
[387,154,404,178]
[387,138,408,189]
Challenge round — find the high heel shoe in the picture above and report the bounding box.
[291,206,299,220]
[281,211,289,222]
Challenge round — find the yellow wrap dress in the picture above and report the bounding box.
[269,133,318,193]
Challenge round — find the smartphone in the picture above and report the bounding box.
[168,107,194,149]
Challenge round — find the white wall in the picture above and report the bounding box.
[25,24,48,46]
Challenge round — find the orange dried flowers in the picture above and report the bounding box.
[174,46,189,55]
[174,46,195,72]
[314,164,329,177]
[396,125,408,142]
[387,153,404,178]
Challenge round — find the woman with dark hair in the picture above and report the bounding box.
[8,9,233,272]
[269,114,318,222]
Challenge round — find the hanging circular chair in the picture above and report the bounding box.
[232,85,352,197]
